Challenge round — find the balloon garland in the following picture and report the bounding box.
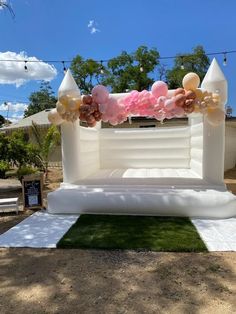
[49,71,225,127]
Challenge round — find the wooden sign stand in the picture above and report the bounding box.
[22,173,44,210]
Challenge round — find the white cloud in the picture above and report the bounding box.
[8,113,24,123]
[90,27,100,34]
[88,20,94,28]
[87,19,100,34]
[0,102,28,122]
[0,102,28,112]
[0,51,57,87]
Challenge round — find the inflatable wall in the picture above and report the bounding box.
[47,59,236,218]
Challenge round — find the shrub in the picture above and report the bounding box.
[17,166,39,182]
[0,160,10,179]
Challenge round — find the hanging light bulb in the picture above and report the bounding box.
[180,56,184,70]
[62,61,67,74]
[140,65,144,72]
[24,61,28,72]
[100,60,104,74]
[226,105,232,117]
[223,53,227,66]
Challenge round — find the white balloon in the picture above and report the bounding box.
[48,108,64,125]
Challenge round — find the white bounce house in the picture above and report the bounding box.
[48,59,236,218]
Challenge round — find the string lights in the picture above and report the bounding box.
[180,56,185,70]
[223,53,227,66]
[0,49,236,71]
[62,61,67,74]
[24,61,28,72]
[100,60,104,74]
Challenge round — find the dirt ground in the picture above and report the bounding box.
[0,249,235,314]
[0,168,235,314]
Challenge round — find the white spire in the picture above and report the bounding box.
[201,58,227,106]
[58,69,81,98]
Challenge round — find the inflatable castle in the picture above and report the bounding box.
[47,59,236,218]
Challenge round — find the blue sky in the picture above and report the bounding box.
[1,0,236,122]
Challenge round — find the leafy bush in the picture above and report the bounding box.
[17,166,39,182]
[30,122,61,178]
[0,160,10,179]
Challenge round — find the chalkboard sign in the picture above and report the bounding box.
[22,174,44,209]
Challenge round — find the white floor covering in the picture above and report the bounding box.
[0,211,79,248]
[0,211,235,251]
[192,218,236,251]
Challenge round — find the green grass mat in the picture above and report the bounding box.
[57,214,207,252]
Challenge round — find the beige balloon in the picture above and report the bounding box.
[58,94,70,107]
[48,108,64,125]
[56,101,66,115]
[68,97,82,111]
[182,72,200,91]
[194,88,203,100]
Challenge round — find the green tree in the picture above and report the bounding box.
[70,56,102,94]
[0,132,9,160]
[7,131,39,168]
[24,81,57,117]
[0,130,45,179]
[0,132,10,178]
[30,122,61,178]
[71,46,160,94]
[102,46,160,92]
[0,114,5,127]
[166,46,210,89]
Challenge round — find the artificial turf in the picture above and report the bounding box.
[57,214,207,252]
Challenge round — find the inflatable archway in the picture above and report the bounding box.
[47,59,236,218]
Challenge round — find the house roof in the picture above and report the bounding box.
[0,109,52,131]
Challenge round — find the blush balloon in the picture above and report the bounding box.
[164,99,176,111]
[92,85,109,104]
[151,81,168,98]
[172,106,185,118]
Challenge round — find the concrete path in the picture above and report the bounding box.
[192,218,236,251]
[0,211,79,248]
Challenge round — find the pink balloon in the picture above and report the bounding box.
[101,96,128,125]
[99,102,108,113]
[151,81,168,99]
[154,109,166,121]
[157,96,167,106]
[166,111,175,119]
[172,106,185,118]
[92,85,109,104]
[164,98,176,111]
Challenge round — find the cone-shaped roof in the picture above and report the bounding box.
[202,58,226,85]
[58,69,80,97]
[201,58,227,106]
